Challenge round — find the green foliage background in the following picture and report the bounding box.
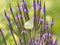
[0,0,60,45]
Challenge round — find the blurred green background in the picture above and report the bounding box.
[0,0,60,45]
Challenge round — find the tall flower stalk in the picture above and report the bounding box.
[0,0,57,45]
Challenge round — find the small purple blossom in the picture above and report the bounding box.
[4,11,9,19]
[24,8,29,13]
[0,29,4,33]
[33,15,37,21]
[37,3,42,10]
[8,20,12,25]
[19,39,23,44]
[43,3,46,13]
[45,24,48,30]
[32,1,37,7]
[29,39,34,43]
[54,40,57,45]
[9,4,14,13]
[50,20,54,25]
[17,2,21,11]
[40,19,44,24]
[16,14,22,19]
[43,8,46,13]
[21,30,27,35]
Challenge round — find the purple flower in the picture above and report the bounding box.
[19,39,23,44]
[22,0,25,8]
[34,40,38,45]
[4,11,9,19]
[50,20,54,25]
[40,19,44,24]
[0,29,4,33]
[8,20,12,25]
[32,1,36,7]
[45,24,48,30]
[16,14,22,19]
[39,42,44,45]
[54,40,57,45]
[17,2,21,11]
[43,3,46,13]
[9,4,13,13]
[33,15,37,21]
[43,33,47,41]
[29,39,34,43]
[24,8,29,13]
[37,3,42,10]
[21,30,27,35]
[43,8,46,13]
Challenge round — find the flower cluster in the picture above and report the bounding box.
[0,0,57,45]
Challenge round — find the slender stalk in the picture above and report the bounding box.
[43,2,46,34]
[0,29,7,45]
[17,2,24,25]
[23,34,26,45]
[9,4,21,33]
[10,30,17,45]
[4,10,19,38]
[22,0,30,21]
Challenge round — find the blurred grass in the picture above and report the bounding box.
[0,0,60,45]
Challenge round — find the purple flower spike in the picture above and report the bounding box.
[16,14,22,19]
[38,34,40,38]
[45,24,48,30]
[8,20,12,25]
[50,21,54,25]
[43,2,46,13]
[17,2,21,11]
[40,42,44,45]
[48,33,52,37]
[54,40,57,45]
[9,4,13,14]
[43,8,46,13]
[24,8,28,13]
[43,33,47,41]
[21,30,27,35]
[4,10,9,19]
[0,29,4,33]
[32,1,36,7]
[34,40,38,45]
[19,39,23,44]
[37,3,42,10]
[50,17,54,25]
[40,19,44,24]
[29,39,34,43]
[22,0,25,7]
[33,15,37,20]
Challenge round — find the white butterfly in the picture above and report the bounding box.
[24,18,33,29]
